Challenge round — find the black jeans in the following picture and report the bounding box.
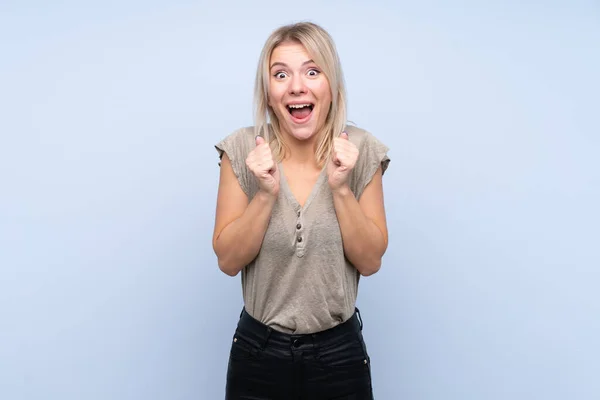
[225,308,374,399]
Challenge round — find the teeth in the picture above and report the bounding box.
[288,104,312,109]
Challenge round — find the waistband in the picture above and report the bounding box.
[235,308,364,351]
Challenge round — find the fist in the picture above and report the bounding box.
[327,131,359,191]
[246,136,280,197]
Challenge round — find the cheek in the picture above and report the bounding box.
[267,83,284,108]
[268,82,286,103]
[316,85,332,111]
[313,80,332,103]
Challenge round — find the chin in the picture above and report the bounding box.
[286,125,318,141]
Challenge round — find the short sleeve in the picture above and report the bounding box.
[214,127,257,198]
[351,130,390,199]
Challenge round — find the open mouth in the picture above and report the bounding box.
[287,103,314,122]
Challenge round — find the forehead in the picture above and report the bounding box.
[270,41,313,66]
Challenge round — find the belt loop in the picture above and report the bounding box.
[261,327,272,350]
[355,307,363,331]
[311,333,319,353]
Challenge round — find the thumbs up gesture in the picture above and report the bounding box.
[327,131,359,192]
[246,136,280,197]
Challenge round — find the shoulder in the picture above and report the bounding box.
[215,125,256,162]
[343,125,371,145]
[344,124,391,175]
[214,126,260,198]
[344,124,391,198]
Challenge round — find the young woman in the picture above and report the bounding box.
[213,21,390,399]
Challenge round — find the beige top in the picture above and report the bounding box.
[215,124,390,334]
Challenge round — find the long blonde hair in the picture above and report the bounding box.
[253,22,347,167]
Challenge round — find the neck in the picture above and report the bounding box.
[281,131,321,167]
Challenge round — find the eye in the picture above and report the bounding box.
[307,69,320,77]
[274,71,287,79]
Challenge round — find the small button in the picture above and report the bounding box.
[233,338,237,343]
[296,223,302,230]
[293,339,302,348]
[297,236,303,243]
[297,211,301,217]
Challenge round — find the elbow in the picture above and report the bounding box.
[221,267,240,277]
[357,257,382,277]
[354,237,387,277]
[219,263,240,277]
[217,256,242,277]
[360,268,380,277]
[213,241,242,277]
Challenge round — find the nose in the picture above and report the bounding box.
[289,74,307,95]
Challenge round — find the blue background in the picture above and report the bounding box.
[1,1,598,399]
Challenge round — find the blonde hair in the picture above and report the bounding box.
[253,22,347,167]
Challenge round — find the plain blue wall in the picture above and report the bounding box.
[1,1,598,399]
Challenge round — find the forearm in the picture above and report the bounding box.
[214,190,276,276]
[332,185,387,276]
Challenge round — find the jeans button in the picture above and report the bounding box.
[293,339,301,348]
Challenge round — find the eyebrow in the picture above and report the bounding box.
[269,59,316,69]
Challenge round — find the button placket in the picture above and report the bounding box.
[295,209,305,257]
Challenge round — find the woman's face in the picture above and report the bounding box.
[268,41,332,143]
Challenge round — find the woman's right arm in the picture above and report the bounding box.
[212,153,277,276]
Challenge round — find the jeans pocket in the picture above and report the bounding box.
[316,334,369,369]
[229,332,262,361]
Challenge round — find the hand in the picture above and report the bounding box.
[327,131,359,192]
[246,136,280,197]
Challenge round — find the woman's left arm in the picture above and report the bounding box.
[331,166,388,276]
